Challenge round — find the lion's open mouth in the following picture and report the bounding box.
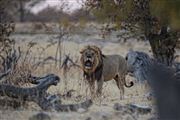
[84,60,93,69]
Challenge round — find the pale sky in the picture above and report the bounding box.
[31,0,84,14]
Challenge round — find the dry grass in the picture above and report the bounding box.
[0,29,156,119]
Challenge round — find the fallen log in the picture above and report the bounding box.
[0,74,93,111]
[29,74,60,85]
[0,74,60,101]
[114,103,152,114]
[53,99,93,112]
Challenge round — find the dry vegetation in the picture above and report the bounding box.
[0,22,159,120]
[1,0,179,119]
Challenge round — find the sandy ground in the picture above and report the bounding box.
[0,25,158,120]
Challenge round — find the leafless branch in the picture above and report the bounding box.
[0,74,93,111]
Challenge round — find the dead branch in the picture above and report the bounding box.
[53,99,92,112]
[32,56,57,70]
[0,74,60,100]
[61,55,81,92]
[0,74,93,111]
[0,69,11,81]
[61,55,81,69]
[0,46,21,72]
[114,103,151,115]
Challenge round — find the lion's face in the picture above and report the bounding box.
[80,46,102,73]
[81,49,96,69]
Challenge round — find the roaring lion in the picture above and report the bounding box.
[80,45,133,98]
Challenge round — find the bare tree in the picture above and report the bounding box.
[0,0,46,22]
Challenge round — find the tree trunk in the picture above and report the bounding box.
[147,26,177,66]
[141,2,178,66]
[19,0,25,22]
[127,0,178,66]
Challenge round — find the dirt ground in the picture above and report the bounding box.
[0,24,159,120]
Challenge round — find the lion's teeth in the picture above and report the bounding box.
[87,58,92,61]
[85,66,91,69]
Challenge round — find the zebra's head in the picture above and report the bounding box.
[125,50,152,82]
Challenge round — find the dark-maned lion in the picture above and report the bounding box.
[80,45,133,99]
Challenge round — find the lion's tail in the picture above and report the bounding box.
[124,81,134,88]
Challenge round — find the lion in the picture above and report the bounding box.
[80,45,133,99]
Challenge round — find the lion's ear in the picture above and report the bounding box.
[91,46,101,54]
[80,48,85,54]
